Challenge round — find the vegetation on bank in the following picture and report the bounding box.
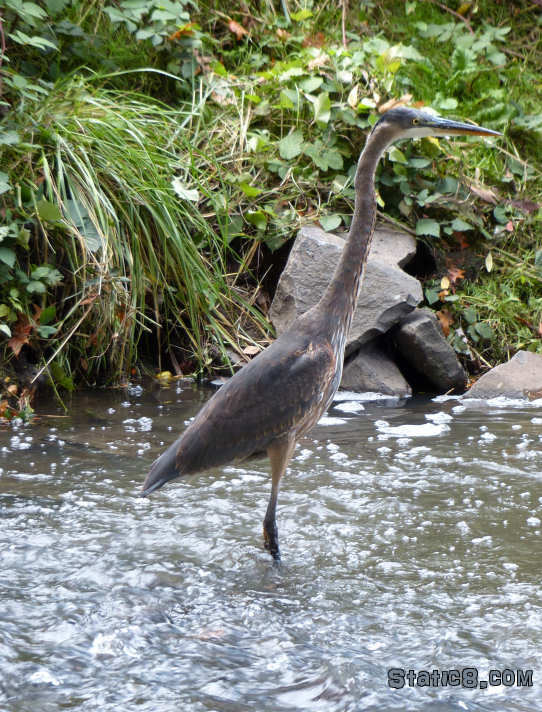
[0,0,541,417]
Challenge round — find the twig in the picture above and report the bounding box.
[341,0,348,48]
[0,13,6,100]
[424,0,474,34]
[376,210,417,237]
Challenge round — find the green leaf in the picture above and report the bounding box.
[10,30,58,51]
[278,90,295,109]
[425,287,440,305]
[323,149,343,170]
[278,67,304,82]
[319,214,342,232]
[0,248,16,268]
[46,0,71,15]
[239,182,263,198]
[0,131,20,146]
[31,266,62,285]
[0,171,11,195]
[475,322,494,340]
[246,211,268,231]
[278,131,304,160]
[0,324,11,338]
[37,325,58,338]
[17,228,31,250]
[451,218,473,232]
[39,305,56,325]
[64,199,101,252]
[313,92,331,125]
[463,307,477,324]
[36,199,63,222]
[26,280,46,294]
[291,8,313,21]
[416,219,440,237]
[408,157,431,168]
[299,77,323,93]
[50,363,74,392]
[388,147,407,164]
[171,178,199,202]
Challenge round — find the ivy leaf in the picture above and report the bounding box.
[416,219,440,238]
[278,131,304,160]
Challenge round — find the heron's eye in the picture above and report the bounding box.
[412,118,419,125]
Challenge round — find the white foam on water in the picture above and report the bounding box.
[425,411,453,424]
[334,401,365,413]
[374,420,450,438]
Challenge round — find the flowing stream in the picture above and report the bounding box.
[1,381,541,711]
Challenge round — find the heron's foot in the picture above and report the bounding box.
[263,521,281,562]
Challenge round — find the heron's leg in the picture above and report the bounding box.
[263,437,296,561]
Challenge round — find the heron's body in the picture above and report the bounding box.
[142,107,500,560]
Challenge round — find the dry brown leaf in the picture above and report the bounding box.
[302,32,326,48]
[510,199,540,214]
[436,310,454,336]
[168,22,197,41]
[8,317,32,358]
[6,384,18,396]
[242,345,260,356]
[467,182,498,204]
[228,19,248,40]
[276,28,291,41]
[307,53,329,70]
[448,267,465,285]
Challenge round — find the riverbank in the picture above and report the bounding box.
[1,1,541,418]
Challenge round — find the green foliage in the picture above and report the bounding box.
[1,0,541,385]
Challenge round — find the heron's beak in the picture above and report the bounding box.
[425,116,502,138]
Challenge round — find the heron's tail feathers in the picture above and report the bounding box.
[140,440,182,497]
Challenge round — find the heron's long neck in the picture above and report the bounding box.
[319,132,386,335]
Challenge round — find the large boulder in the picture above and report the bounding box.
[465,350,542,399]
[270,225,422,354]
[392,308,467,392]
[341,342,412,396]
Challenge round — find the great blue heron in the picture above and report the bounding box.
[141,107,500,561]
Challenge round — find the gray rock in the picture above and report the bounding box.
[465,350,542,399]
[270,225,422,353]
[340,342,412,396]
[393,308,467,392]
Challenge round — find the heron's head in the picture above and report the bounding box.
[372,106,501,143]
